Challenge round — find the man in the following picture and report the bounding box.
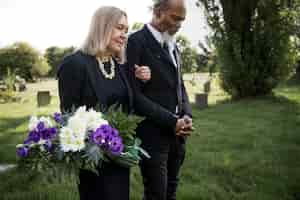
[126,0,192,199]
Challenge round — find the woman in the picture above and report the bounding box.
[57,6,150,200]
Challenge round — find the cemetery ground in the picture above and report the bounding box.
[0,77,300,200]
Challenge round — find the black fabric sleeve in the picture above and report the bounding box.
[126,36,178,130]
[57,56,85,113]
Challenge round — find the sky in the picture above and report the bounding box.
[0,0,209,52]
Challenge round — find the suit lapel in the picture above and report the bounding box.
[142,26,177,71]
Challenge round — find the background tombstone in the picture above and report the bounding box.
[37,91,51,107]
[195,93,208,109]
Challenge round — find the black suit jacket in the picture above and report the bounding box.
[57,51,133,113]
[126,25,192,143]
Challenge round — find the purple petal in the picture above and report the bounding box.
[37,121,45,131]
[28,130,41,143]
[17,147,29,157]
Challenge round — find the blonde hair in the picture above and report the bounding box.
[80,6,127,63]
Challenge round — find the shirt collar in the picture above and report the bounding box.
[146,23,177,51]
[146,23,164,46]
[164,32,176,52]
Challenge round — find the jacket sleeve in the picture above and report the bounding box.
[181,76,192,118]
[57,55,85,113]
[126,36,178,130]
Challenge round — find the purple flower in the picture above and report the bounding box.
[28,130,41,143]
[101,124,113,135]
[41,128,57,140]
[49,127,57,137]
[111,128,119,137]
[43,140,53,152]
[37,121,45,131]
[90,128,108,146]
[54,112,62,124]
[108,136,124,155]
[17,147,29,157]
[24,138,32,145]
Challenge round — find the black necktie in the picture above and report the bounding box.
[163,42,170,56]
[173,48,183,114]
[164,42,183,114]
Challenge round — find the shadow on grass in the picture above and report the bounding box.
[0,116,29,134]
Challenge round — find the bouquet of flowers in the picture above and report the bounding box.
[16,105,149,175]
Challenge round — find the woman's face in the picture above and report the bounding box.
[107,15,129,55]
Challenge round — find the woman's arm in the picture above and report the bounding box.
[57,54,86,113]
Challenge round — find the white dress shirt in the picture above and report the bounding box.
[146,24,178,67]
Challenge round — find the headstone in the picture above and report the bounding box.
[195,93,208,109]
[37,91,51,107]
[204,80,211,93]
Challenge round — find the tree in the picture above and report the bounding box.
[198,39,218,74]
[197,0,298,98]
[293,1,300,80]
[176,35,199,73]
[31,58,51,78]
[0,42,43,81]
[131,22,144,32]
[44,46,75,77]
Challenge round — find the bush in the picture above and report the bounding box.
[198,0,298,98]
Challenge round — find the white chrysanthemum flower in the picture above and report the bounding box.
[39,116,53,128]
[67,116,87,138]
[60,127,74,139]
[60,136,85,152]
[86,109,108,131]
[74,106,88,119]
[60,127,85,152]
[28,116,39,131]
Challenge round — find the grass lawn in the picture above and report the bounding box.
[0,78,300,200]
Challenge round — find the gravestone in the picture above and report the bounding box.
[195,93,208,109]
[204,80,211,93]
[37,91,51,107]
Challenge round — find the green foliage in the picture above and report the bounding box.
[0,42,43,81]
[31,57,51,77]
[176,35,199,73]
[198,40,219,73]
[131,22,144,31]
[3,68,16,91]
[0,68,17,102]
[44,46,75,77]
[197,0,299,98]
[104,105,144,144]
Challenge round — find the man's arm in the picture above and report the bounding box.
[126,36,178,131]
[181,76,192,118]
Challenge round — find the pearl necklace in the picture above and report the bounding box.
[96,57,115,79]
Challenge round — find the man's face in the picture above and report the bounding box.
[159,1,186,35]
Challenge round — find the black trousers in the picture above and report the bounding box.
[78,161,130,200]
[139,136,186,200]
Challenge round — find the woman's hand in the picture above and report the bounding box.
[135,64,151,82]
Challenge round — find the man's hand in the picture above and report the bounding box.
[175,118,185,133]
[183,115,193,131]
[135,65,151,82]
[175,115,193,136]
